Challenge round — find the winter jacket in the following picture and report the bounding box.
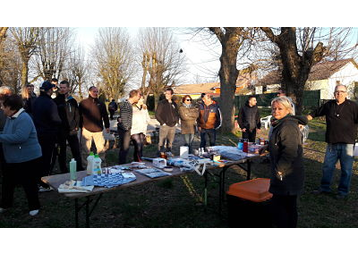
[108,101,118,111]
[0,109,42,163]
[155,99,179,127]
[79,96,110,132]
[32,92,62,135]
[268,115,307,196]
[131,105,150,135]
[54,94,80,135]
[178,103,199,134]
[238,102,261,131]
[23,93,37,117]
[197,101,222,130]
[117,100,133,131]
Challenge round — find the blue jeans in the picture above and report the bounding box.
[200,129,216,148]
[320,143,354,196]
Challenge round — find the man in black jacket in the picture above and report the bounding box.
[79,86,110,167]
[33,81,62,191]
[155,88,179,154]
[238,95,261,142]
[53,80,82,172]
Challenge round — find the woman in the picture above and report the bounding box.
[130,97,150,162]
[178,95,199,154]
[261,96,307,227]
[0,95,42,216]
[21,83,37,116]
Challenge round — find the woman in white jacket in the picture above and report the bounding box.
[131,98,150,162]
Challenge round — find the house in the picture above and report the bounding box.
[255,58,358,100]
[173,73,256,99]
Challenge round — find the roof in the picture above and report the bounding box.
[173,73,255,95]
[256,58,357,86]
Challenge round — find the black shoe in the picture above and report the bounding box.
[312,189,331,195]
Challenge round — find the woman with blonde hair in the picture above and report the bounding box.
[261,96,307,227]
[21,84,37,116]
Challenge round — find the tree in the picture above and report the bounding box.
[138,27,185,109]
[10,27,40,87]
[0,35,21,91]
[208,27,255,133]
[0,27,8,44]
[91,27,135,100]
[34,27,73,81]
[261,27,357,114]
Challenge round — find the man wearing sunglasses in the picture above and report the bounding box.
[308,85,358,199]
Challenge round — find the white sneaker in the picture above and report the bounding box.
[29,209,39,216]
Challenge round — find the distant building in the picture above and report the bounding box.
[255,58,358,100]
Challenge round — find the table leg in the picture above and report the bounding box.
[75,198,79,228]
[204,171,208,206]
[247,160,251,180]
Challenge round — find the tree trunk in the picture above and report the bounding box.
[21,56,30,86]
[218,42,239,133]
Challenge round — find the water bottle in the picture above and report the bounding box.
[237,139,243,151]
[86,152,94,175]
[93,154,102,175]
[69,158,77,180]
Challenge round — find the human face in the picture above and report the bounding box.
[26,85,34,93]
[59,84,70,95]
[184,97,192,103]
[272,101,290,120]
[203,95,212,105]
[89,87,99,98]
[334,85,347,104]
[164,90,173,101]
[0,104,16,117]
[248,97,257,107]
[134,93,142,104]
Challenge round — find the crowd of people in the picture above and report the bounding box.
[0,80,357,228]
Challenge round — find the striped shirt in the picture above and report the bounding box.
[118,100,133,131]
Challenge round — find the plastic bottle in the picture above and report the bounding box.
[69,158,77,180]
[93,154,102,175]
[86,152,95,175]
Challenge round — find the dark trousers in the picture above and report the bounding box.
[118,129,131,164]
[242,129,257,142]
[58,132,83,173]
[109,110,115,120]
[38,133,56,186]
[0,144,5,179]
[131,133,145,162]
[200,129,216,148]
[270,194,298,228]
[1,157,41,210]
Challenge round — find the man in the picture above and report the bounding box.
[53,80,82,172]
[238,95,261,142]
[108,99,118,120]
[79,86,110,168]
[117,90,142,164]
[32,81,62,191]
[308,85,358,199]
[155,88,179,154]
[197,93,222,148]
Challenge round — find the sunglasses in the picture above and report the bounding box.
[186,99,192,101]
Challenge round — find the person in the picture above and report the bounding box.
[0,86,13,178]
[21,83,37,116]
[277,88,296,115]
[32,81,62,191]
[155,88,179,154]
[79,86,110,167]
[108,99,118,120]
[197,93,222,148]
[130,96,150,162]
[308,85,358,199]
[237,95,261,142]
[178,95,199,154]
[0,95,42,216]
[53,80,82,173]
[117,89,142,164]
[260,96,307,227]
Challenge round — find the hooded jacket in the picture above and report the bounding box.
[238,102,261,131]
[268,115,307,196]
[197,101,222,130]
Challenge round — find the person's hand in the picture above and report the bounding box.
[241,128,247,132]
[307,115,313,121]
[106,128,110,133]
[117,117,122,123]
[259,145,268,155]
[257,128,261,134]
[198,126,201,132]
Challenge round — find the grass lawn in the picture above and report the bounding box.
[0,117,357,228]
